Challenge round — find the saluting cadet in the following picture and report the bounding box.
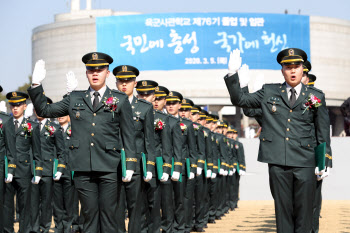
[114,66,156,233]
[153,86,183,233]
[179,99,204,233]
[53,115,79,233]
[31,97,67,233]
[190,106,209,232]
[225,48,332,233]
[28,53,137,233]
[165,91,198,233]
[0,85,17,233]
[4,91,42,233]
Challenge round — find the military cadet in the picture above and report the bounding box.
[301,60,312,85]
[340,97,350,136]
[114,66,156,233]
[0,85,17,233]
[53,115,78,233]
[178,99,204,233]
[153,86,183,233]
[135,82,173,233]
[222,120,231,214]
[191,106,210,232]
[207,114,219,224]
[225,48,332,233]
[308,74,316,87]
[165,91,197,233]
[28,53,137,233]
[31,97,67,233]
[4,91,42,233]
[226,125,237,211]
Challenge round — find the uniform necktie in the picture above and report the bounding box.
[289,88,296,107]
[93,91,100,111]
[14,120,19,131]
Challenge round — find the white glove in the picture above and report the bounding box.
[238,64,250,88]
[229,170,233,176]
[219,168,225,176]
[5,173,13,183]
[228,48,242,75]
[24,103,34,118]
[32,60,46,85]
[223,170,228,176]
[232,168,236,174]
[0,101,7,113]
[31,176,41,184]
[239,170,246,176]
[254,74,265,92]
[143,171,153,182]
[66,71,78,93]
[211,172,217,179]
[315,167,325,176]
[206,169,212,179]
[317,167,331,181]
[53,172,62,181]
[122,170,134,182]
[189,172,195,179]
[171,171,180,181]
[196,167,203,176]
[160,172,169,182]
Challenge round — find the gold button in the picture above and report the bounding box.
[287,128,290,131]
[263,138,265,141]
[91,143,94,146]
[290,110,293,113]
[91,133,94,136]
[286,137,289,141]
[93,113,96,116]
[71,146,74,149]
[92,123,95,126]
[113,148,116,150]
[288,119,291,122]
[308,144,310,147]
[50,159,52,161]
[25,160,27,163]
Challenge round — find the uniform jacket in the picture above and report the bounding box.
[168,114,183,173]
[202,127,213,172]
[0,112,16,175]
[179,117,198,174]
[193,122,206,169]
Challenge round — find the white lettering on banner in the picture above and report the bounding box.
[168,30,199,54]
[249,17,265,27]
[261,31,288,52]
[214,32,259,53]
[184,57,226,65]
[222,17,238,26]
[120,34,164,55]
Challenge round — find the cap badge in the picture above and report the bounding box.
[288,49,294,56]
[182,99,186,104]
[122,65,127,72]
[155,87,159,91]
[92,53,98,60]
[142,81,147,86]
[169,92,173,96]
[12,92,17,97]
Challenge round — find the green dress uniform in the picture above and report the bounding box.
[225,48,332,233]
[28,84,137,233]
[31,119,66,233]
[52,123,78,233]
[235,140,246,208]
[0,111,17,233]
[116,96,156,233]
[141,109,172,233]
[227,137,237,210]
[160,112,183,233]
[242,86,263,126]
[4,117,42,233]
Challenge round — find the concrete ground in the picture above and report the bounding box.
[14,200,350,232]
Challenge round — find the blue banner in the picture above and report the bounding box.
[96,13,310,70]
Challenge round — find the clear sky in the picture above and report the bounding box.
[0,0,349,92]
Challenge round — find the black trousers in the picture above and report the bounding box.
[172,175,185,233]
[232,173,240,208]
[183,175,196,232]
[216,174,225,217]
[53,176,75,233]
[141,178,161,233]
[74,171,121,233]
[4,177,32,233]
[31,176,53,233]
[269,164,316,233]
[194,173,207,229]
[116,173,142,233]
[208,178,217,221]
[312,180,323,233]
[160,182,174,233]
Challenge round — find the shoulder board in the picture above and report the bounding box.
[0,112,10,117]
[111,89,127,96]
[168,114,178,120]
[308,86,323,94]
[264,83,281,88]
[138,98,153,106]
[155,110,168,117]
[27,119,38,125]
